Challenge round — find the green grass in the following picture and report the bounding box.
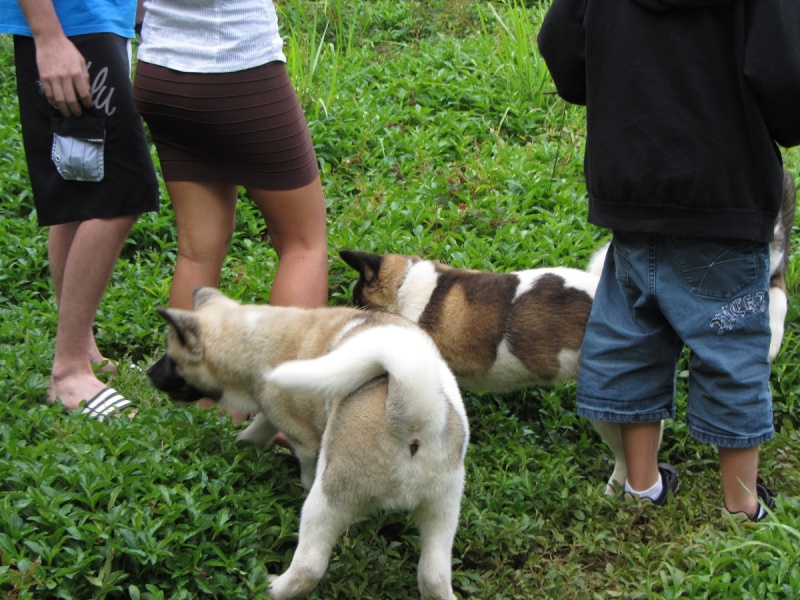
[2,1,799,598]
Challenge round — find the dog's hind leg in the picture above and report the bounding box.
[590,419,627,495]
[268,483,354,600]
[412,485,460,600]
[294,446,319,491]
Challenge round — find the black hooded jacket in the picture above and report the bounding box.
[538,0,800,242]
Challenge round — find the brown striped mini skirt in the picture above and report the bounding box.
[133,60,319,190]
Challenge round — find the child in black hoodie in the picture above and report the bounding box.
[538,0,800,520]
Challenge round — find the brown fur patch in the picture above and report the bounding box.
[418,270,518,375]
[364,255,415,310]
[342,250,599,386]
[507,274,593,381]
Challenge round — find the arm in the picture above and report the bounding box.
[537,0,588,105]
[135,0,145,34]
[745,0,800,148]
[17,0,92,116]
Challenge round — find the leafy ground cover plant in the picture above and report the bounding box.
[1,1,799,598]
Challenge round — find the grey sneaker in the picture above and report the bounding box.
[724,478,776,522]
[652,463,679,506]
[623,462,679,506]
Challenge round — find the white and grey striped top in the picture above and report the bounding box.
[137,0,286,73]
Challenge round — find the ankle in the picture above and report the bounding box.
[625,474,663,502]
[51,354,96,378]
[622,463,678,507]
[724,480,774,522]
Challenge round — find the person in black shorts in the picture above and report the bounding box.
[4,1,159,419]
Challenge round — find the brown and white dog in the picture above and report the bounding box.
[148,287,469,600]
[340,171,795,495]
[338,248,630,492]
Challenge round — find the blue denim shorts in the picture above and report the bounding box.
[577,232,774,448]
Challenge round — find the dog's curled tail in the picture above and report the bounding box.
[267,325,462,435]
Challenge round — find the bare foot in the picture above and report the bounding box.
[49,372,107,410]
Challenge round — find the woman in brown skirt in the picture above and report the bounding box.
[134,0,329,422]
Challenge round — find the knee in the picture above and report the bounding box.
[176,229,233,265]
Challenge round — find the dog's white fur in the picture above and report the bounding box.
[266,326,467,600]
[768,193,793,361]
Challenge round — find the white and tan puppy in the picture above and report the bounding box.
[149,287,469,600]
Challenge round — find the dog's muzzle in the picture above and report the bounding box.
[147,354,207,403]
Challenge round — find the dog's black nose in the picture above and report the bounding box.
[147,353,178,389]
[147,354,205,403]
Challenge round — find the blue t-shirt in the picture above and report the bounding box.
[0,0,136,38]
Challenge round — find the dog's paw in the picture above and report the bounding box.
[266,574,284,599]
[267,574,279,587]
[234,432,266,447]
[268,569,323,600]
[266,573,294,600]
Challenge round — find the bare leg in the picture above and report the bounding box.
[48,216,136,409]
[49,222,118,375]
[718,445,760,517]
[595,419,665,495]
[166,180,238,310]
[249,178,328,446]
[164,178,328,425]
[166,180,249,419]
[168,177,328,310]
[248,176,329,308]
[621,421,663,491]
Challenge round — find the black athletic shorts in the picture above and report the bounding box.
[14,34,159,226]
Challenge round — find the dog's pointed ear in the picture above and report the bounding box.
[192,286,226,308]
[339,250,383,284]
[155,307,202,358]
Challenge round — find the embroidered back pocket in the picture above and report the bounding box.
[51,110,107,182]
[669,236,763,300]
